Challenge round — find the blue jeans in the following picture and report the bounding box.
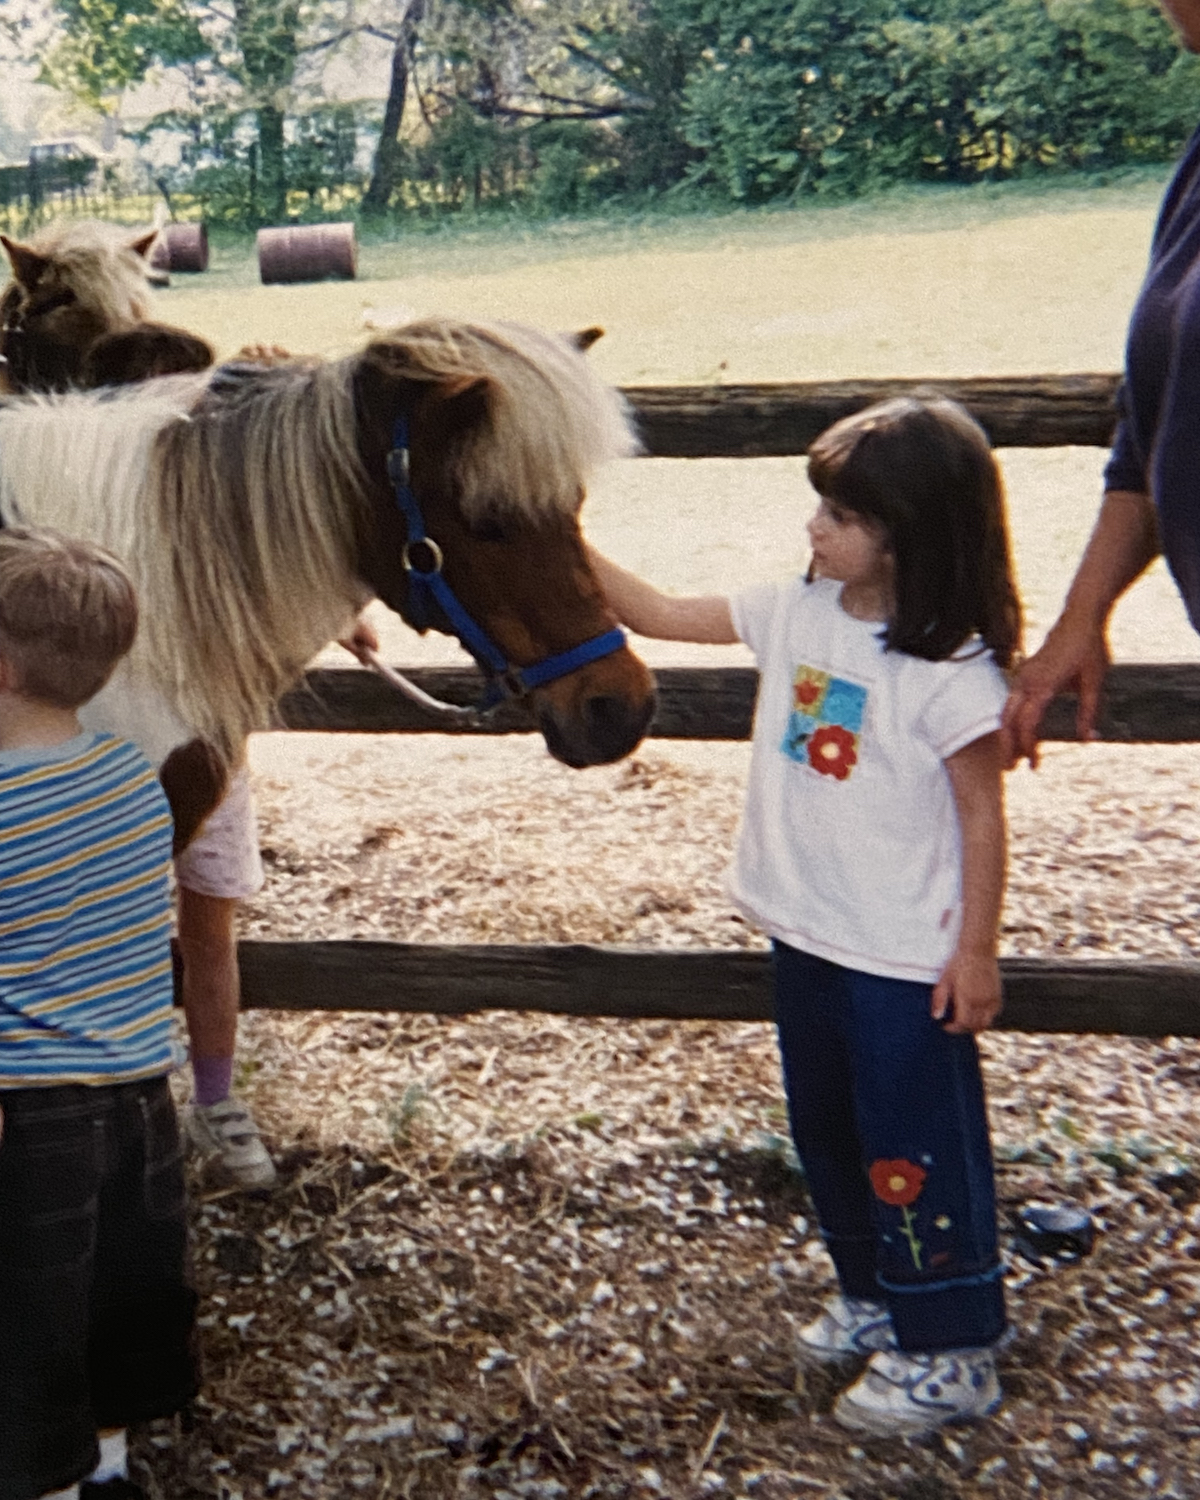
[773,942,1006,1353]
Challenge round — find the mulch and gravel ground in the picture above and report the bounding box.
[133,734,1200,1500]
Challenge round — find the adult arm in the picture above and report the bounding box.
[932,730,1006,1035]
[585,544,739,644]
[1001,488,1159,767]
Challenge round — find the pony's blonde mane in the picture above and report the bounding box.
[22,218,155,328]
[367,318,639,520]
[0,366,367,761]
[0,317,633,762]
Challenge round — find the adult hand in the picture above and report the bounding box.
[1001,616,1110,770]
[339,614,381,665]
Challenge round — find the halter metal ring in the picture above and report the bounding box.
[402,536,444,576]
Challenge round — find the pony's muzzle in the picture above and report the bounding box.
[536,656,657,768]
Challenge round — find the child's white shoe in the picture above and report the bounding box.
[186,1097,277,1190]
[833,1345,1000,1436]
[795,1294,895,1368]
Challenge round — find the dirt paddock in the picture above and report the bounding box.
[129,185,1200,1497]
[132,734,1200,1500]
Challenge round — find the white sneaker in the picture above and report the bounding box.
[186,1097,277,1190]
[834,1346,1001,1437]
[796,1295,896,1368]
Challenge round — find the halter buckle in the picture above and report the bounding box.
[402,536,444,576]
[387,446,410,486]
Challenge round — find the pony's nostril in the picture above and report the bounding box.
[539,689,656,767]
[584,692,655,753]
[585,694,644,746]
[585,694,624,732]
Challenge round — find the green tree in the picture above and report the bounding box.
[231,0,300,220]
[666,0,1200,199]
[39,0,206,112]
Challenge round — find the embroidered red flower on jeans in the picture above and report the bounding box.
[807,723,858,780]
[869,1159,927,1207]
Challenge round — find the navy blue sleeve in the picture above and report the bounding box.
[1102,389,1148,495]
[1150,270,1200,633]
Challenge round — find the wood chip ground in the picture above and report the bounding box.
[131,734,1200,1500]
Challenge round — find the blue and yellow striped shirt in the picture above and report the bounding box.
[0,732,175,1087]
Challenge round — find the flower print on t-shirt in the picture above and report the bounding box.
[781,663,868,781]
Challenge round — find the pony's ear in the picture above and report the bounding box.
[433,374,492,431]
[0,235,49,289]
[128,229,160,261]
[572,326,604,352]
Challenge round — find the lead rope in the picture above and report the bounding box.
[358,646,483,723]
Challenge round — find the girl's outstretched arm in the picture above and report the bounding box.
[933,730,1006,1035]
[586,544,738,644]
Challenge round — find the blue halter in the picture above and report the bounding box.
[388,418,626,711]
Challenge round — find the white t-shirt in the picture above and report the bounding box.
[729,576,1008,983]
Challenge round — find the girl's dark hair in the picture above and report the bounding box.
[806,396,1022,669]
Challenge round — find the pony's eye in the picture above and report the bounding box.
[34,287,77,316]
[471,517,510,543]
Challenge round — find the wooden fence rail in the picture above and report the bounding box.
[280,663,1200,743]
[250,371,1200,1039]
[621,373,1120,457]
[236,943,1200,1039]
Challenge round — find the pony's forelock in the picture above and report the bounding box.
[368,318,639,521]
[22,219,155,327]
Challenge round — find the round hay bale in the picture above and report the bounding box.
[257,223,357,285]
[150,222,209,274]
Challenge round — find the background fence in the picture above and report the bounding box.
[240,372,1200,1037]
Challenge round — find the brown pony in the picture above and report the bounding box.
[0,319,656,847]
[0,219,212,392]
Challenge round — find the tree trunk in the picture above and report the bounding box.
[364,0,424,214]
[257,103,287,222]
[233,0,299,223]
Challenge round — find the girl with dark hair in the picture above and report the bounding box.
[587,395,1022,1438]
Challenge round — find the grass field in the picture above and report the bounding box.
[158,176,1200,667]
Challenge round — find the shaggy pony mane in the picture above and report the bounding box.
[0,367,366,761]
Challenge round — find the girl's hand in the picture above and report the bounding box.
[339,614,381,665]
[932,950,1002,1034]
[236,343,294,365]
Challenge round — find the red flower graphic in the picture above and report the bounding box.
[807,723,858,780]
[870,1159,927,1208]
[795,678,822,708]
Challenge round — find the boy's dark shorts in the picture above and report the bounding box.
[0,1077,198,1500]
